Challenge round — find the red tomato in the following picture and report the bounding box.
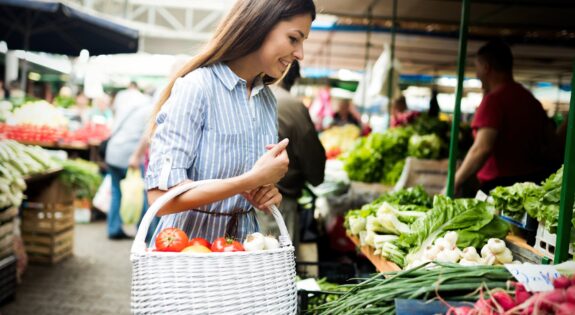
[211,237,245,252]
[188,237,211,249]
[155,228,189,252]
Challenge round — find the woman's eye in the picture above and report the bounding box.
[289,36,298,44]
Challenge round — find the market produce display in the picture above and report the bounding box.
[341,115,449,185]
[489,166,574,235]
[9,100,69,128]
[320,124,361,159]
[314,262,514,315]
[0,140,60,209]
[448,275,575,315]
[151,228,283,253]
[345,187,510,268]
[58,158,102,200]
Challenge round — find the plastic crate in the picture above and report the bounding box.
[0,255,17,306]
[296,261,358,284]
[533,223,574,261]
[499,211,538,231]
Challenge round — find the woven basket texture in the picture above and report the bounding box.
[130,180,297,314]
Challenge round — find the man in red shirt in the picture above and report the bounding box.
[453,40,556,194]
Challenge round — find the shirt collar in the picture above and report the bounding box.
[213,62,266,96]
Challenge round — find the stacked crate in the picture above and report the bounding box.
[0,206,18,305]
[0,207,17,260]
[21,178,74,264]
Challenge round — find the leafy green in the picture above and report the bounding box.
[407,134,442,159]
[490,182,542,221]
[342,128,413,185]
[398,195,509,265]
[374,186,433,208]
[58,159,102,199]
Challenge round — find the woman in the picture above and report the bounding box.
[145,0,316,242]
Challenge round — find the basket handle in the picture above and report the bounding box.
[131,180,292,254]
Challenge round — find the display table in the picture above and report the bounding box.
[17,140,102,163]
[347,234,401,272]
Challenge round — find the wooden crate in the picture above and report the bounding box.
[23,228,74,264]
[0,207,18,223]
[347,233,401,273]
[21,202,74,234]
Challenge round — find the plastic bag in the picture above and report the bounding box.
[120,168,144,225]
[92,174,111,214]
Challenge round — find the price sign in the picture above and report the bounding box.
[505,264,561,292]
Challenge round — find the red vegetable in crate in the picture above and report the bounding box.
[566,286,575,304]
[188,237,211,249]
[155,228,189,252]
[555,302,575,315]
[491,291,515,311]
[554,276,572,289]
[445,306,473,315]
[211,237,245,252]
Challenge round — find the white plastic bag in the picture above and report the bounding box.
[92,174,111,214]
[120,168,144,225]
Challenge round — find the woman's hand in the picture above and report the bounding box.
[249,138,289,186]
[242,185,282,213]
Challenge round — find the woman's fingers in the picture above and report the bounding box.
[262,192,282,210]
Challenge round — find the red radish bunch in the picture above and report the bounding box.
[446,275,575,315]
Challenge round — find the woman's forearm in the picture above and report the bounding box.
[148,171,260,216]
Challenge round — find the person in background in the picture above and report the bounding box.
[390,96,419,128]
[89,93,114,127]
[70,90,91,125]
[330,89,361,128]
[452,40,558,195]
[256,61,326,249]
[105,83,152,239]
[428,88,440,118]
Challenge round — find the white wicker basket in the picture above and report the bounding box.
[131,180,297,314]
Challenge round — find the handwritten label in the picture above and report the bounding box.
[505,264,561,292]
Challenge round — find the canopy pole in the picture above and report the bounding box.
[554,60,575,263]
[361,3,374,112]
[446,0,470,198]
[385,0,398,128]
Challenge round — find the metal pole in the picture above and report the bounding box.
[386,0,398,128]
[446,0,470,197]
[554,61,575,263]
[361,4,374,112]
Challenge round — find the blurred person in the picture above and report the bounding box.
[89,93,113,127]
[0,80,5,99]
[428,88,440,118]
[7,80,24,104]
[146,0,316,244]
[390,95,418,128]
[451,40,559,195]
[256,61,326,249]
[112,81,149,113]
[105,83,152,239]
[330,88,361,128]
[70,90,91,125]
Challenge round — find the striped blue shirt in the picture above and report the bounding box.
[145,62,278,242]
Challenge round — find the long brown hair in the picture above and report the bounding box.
[149,0,316,136]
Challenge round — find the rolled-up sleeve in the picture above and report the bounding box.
[145,72,206,190]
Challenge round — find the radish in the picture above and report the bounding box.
[514,282,532,305]
[491,291,515,311]
[539,289,566,311]
[474,298,495,315]
[519,304,534,315]
[553,276,571,289]
[446,306,473,315]
[555,302,575,315]
[566,286,575,304]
